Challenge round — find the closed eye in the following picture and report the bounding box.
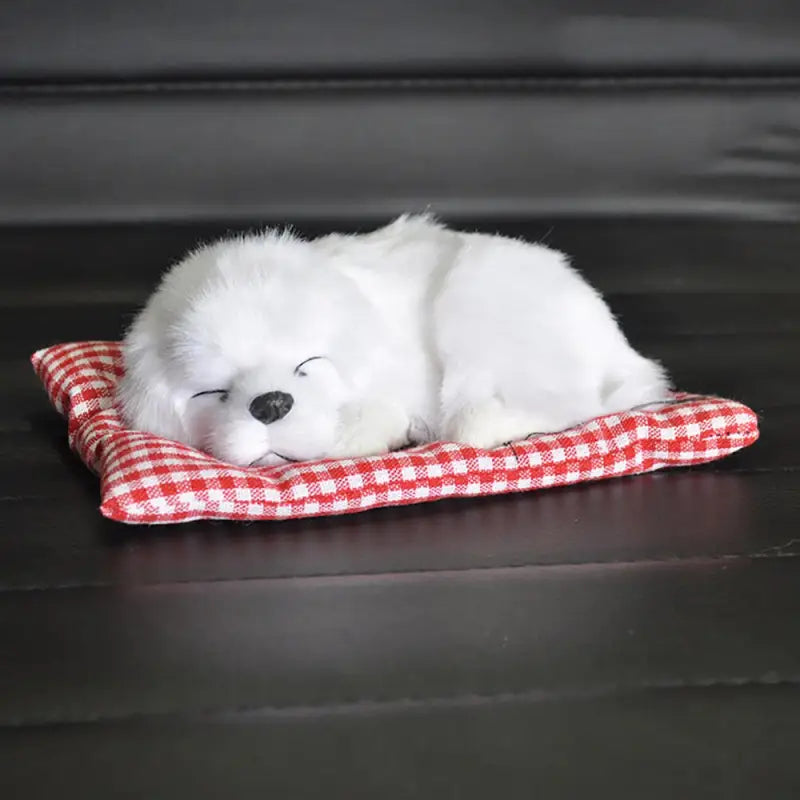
[191,389,229,401]
[294,356,326,377]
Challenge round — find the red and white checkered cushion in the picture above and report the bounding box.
[32,341,759,525]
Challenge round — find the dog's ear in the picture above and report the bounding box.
[118,336,188,445]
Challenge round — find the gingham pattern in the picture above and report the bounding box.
[31,341,760,525]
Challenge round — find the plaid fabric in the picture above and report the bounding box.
[31,341,759,525]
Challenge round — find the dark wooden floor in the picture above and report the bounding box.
[2,218,799,798]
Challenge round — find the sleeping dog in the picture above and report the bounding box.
[119,215,669,467]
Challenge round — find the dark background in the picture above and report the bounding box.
[1,3,799,797]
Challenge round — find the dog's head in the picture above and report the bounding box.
[118,232,375,466]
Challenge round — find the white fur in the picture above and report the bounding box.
[118,215,670,467]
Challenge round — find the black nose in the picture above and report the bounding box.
[249,391,294,424]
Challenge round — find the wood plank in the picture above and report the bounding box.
[2,685,798,799]
[0,558,798,724]
[1,469,798,590]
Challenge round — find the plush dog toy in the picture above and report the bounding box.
[119,215,669,467]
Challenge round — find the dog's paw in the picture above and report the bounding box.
[335,428,394,459]
[332,400,411,459]
[445,399,562,450]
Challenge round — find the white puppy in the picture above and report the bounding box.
[119,215,669,467]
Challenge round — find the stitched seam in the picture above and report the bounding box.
[2,675,798,728]
[0,551,797,594]
[5,74,800,97]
